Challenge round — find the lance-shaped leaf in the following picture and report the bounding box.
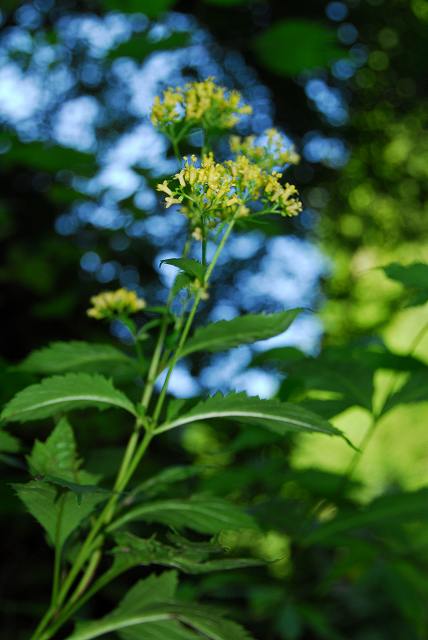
[181,309,302,358]
[161,258,206,282]
[156,393,342,439]
[66,571,255,640]
[112,531,262,574]
[1,373,136,423]
[108,494,258,535]
[14,480,105,550]
[15,341,135,375]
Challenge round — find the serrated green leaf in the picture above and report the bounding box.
[112,531,262,574]
[156,392,342,439]
[304,488,428,546]
[254,20,342,76]
[66,571,254,640]
[0,429,21,453]
[28,417,80,480]
[161,258,206,282]
[15,341,134,375]
[109,494,258,535]
[1,373,136,423]
[181,309,301,358]
[14,480,105,549]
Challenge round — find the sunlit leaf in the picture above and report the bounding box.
[1,373,136,423]
[157,392,343,438]
[181,310,302,357]
[16,341,134,375]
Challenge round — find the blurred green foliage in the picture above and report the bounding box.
[1,0,428,639]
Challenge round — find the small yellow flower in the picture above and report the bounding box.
[230,129,300,172]
[150,78,252,133]
[87,288,146,320]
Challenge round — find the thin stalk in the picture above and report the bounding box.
[152,219,236,425]
[51,494,65,606]
[69,546,102,605]
[141,237,192,411]
[115,428,154,491]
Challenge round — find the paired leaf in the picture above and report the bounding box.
[181,309,302,358]
[15,341,134,375]
[161,258,206,282]
[109,494,258,535]
[157,392,342,439]
[1,373,136,423]
[112,531,262,574]
[14,480,105,549]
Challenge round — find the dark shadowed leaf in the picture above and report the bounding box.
[254,20,342,76]
[109,494,258,535]
[14,480,105,549]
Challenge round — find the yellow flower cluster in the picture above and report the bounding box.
[151,78,252,131]
[156,151,302,225]
[87,288,146,320]
[230,128,300,171]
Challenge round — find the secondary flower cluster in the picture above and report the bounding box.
[156,149,302,228]
[229,128,300,172]
[87,288,146,320]
[151,78,252,132]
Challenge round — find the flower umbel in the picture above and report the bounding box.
[230,128,300,172]
[87,288,146,320]
[157,153,302,225]
[151,78,252,132]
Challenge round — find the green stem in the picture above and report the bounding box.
[152,219,236,425]
[51,494,65,606]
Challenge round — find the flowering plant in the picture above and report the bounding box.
[1,79,344,640]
